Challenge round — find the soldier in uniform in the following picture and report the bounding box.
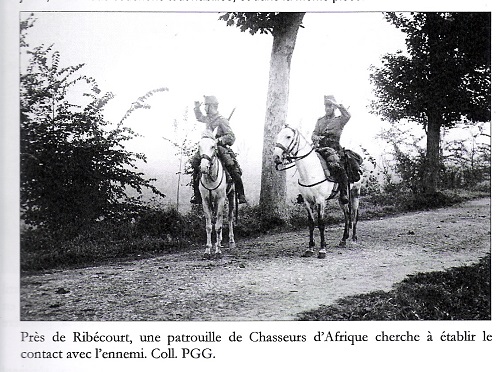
[311,95,351,204]
[190,95,247,204]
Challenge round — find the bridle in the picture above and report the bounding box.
[275,127,333,189]
[275,127,315,171]
[199,136,225,191]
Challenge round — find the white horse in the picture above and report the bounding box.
[273,125,362,258]
[198,128,236,259]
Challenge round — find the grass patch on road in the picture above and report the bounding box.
[297,254,491,321]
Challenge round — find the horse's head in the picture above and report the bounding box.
[199,128,218,174]
[273,125,298,165]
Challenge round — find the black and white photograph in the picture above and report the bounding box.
[1,1,497,371]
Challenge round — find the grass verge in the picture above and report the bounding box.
[296,254,491,321]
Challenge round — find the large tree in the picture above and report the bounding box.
[20,18,164,234]
[220,12,305,224]
[370,12,490,194]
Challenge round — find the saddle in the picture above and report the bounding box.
[343,149,363,182]
[316,148,363,183]
[316,153,336,182]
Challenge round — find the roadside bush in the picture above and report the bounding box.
[21,187,490,272]
[297,254,490,320]
[234,204,267,237]
[135,206,186,240]
[20,205,202,272]
[403,191,463,211]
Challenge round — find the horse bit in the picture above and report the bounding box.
[275,127,315,171]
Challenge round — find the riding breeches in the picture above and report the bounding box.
[316,147,341,168]
[190,146,242,176]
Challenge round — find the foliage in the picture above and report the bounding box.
[377,120,490,197]
[297,254,490,320]
[21,188,490,272]
[20,202,203,272]
[441,124,491,189]
[357,146,382,197]
[378,124,427,194]
[20,13,36,48]
[370,12,491,194]
[219,12,304,35]
[119,87,169,126]
[163,107,199,183]
[20,18,165,236]
[371,12,490,127]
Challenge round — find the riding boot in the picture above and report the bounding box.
[229,168,247,204]
[190,171,202,205]
[331,165,349,204]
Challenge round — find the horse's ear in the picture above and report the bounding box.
[212,127,218,138]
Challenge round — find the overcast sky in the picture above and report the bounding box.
[21,11,407,144]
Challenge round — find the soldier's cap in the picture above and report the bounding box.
[324,95,337,105]
[204,96,219,105]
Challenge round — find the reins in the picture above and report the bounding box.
[199,138,225,191]
[200,156,225,191]
[275,128,315,171]
[275,128,329,188]
[298,178,329,188]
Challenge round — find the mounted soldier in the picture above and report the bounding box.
[190,95,247,205]
[311,95,362,204]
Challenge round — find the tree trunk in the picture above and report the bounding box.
[259,13,304,225]
[422,13,442,195]
[423,115,441,194]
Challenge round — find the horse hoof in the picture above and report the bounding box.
[317,251,326,259]
[229,242,236,249]
[203,253,211,259]
[301,250,314,258]
[338,241,346,248]
[214,252,222,259]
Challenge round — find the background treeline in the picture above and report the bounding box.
[20,13,490,272]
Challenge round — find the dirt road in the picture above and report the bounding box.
[20,198,491,321]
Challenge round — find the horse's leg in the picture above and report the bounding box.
[302,202,315,257]
[228,190,236,249]
[351,186,360,242]
[317,202,327,259]
[201,198,213,258]
[338,199,350,247]
[213,194,225,259]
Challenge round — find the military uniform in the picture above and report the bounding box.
[312,104,350,154]
[190,96,246,204]
[311,95,352,204]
